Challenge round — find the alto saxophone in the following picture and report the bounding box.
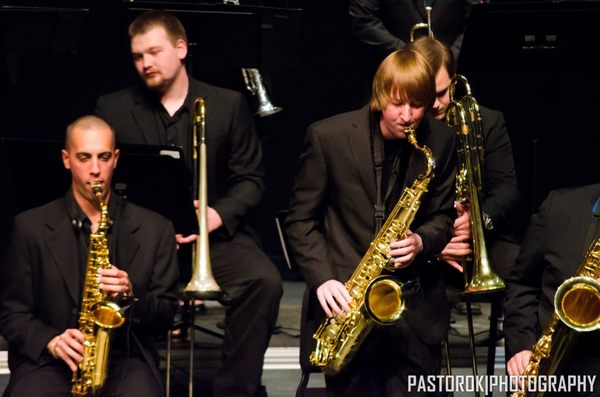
[310,127,435,376]
[72,182,125,397]
[512,236,600,397]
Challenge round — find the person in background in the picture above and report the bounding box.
[95,10,282,397]
[406,36,520,317]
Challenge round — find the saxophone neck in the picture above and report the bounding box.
[406,127,435,182]
[91,181,111,235]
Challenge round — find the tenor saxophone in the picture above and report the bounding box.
[72,182,125,397]
[512,236,600,397]
[310,127,435,376]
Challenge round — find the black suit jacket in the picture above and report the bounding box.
[285,105,456,344]
[479,106,520,236]
[504,184,600,359]
[0,193,179,382]
[350,0,472,61]
[95,78,265,238]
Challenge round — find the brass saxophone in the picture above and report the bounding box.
[72,182,125,396]
[512,236,600,397]
[310,127,435,376]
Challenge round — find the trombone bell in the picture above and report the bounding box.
[182,97,223,300]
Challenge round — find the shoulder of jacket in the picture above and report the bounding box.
[309,108,366,135]
[550,183,600,204]
[190,79,242,102]
[120,199,172,228]
[14,198,64,227]
[98,87,137,103]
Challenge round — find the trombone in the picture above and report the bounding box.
[183,97,223,300]
[445,75,505,393]
[446,75,505,295]
[167,97,223,397]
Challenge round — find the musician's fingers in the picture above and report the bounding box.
[331,288,351,313]
[326,295,346,317]
[317,300,333,318]
[56,335,83,364]
[506,359,518,377]
[68,329,85,346]
[316,289,333,318]
[448,235,470,244]
[517,351,532,374]
[176,234,197,245]
[338,285,353,304]
[441,243,472,256]
[393,253,415,269]
[444,259,463,272]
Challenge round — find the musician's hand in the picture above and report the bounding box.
[507,350,533,377]
[47,329,85,371]
[453,203,471,235]
[316,280,353,318]
[388,231,423,269]
[98,265,133,298]
[175,204,224,249]
[175,233,197,249]
[191,200,223,233]
[207,207,223,232]
[439,204,472,272]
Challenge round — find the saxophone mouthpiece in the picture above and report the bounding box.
[91,181,103,196]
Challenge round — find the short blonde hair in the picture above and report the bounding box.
[370,49,435,112]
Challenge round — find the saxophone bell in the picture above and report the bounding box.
[555,276,600,332]
[364,275,405,325]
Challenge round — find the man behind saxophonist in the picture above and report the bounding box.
[285,49,456,396]
[0,115,179,396]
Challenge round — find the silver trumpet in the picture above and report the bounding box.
[241,68,282,117]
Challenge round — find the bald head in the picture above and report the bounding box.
[65,115,115,150]
[62,115,120,207]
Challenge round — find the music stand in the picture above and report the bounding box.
[112,143,198,235]
[126,4,260,72]
[0,138,197,234]
[125,1,302,70]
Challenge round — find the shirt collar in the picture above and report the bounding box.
[64,188,121,229]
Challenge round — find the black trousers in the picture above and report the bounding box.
[5,356,161,397]
[324,322,443,397]
[209,232,283,397]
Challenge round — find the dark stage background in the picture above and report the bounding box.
[1,0,600,273]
